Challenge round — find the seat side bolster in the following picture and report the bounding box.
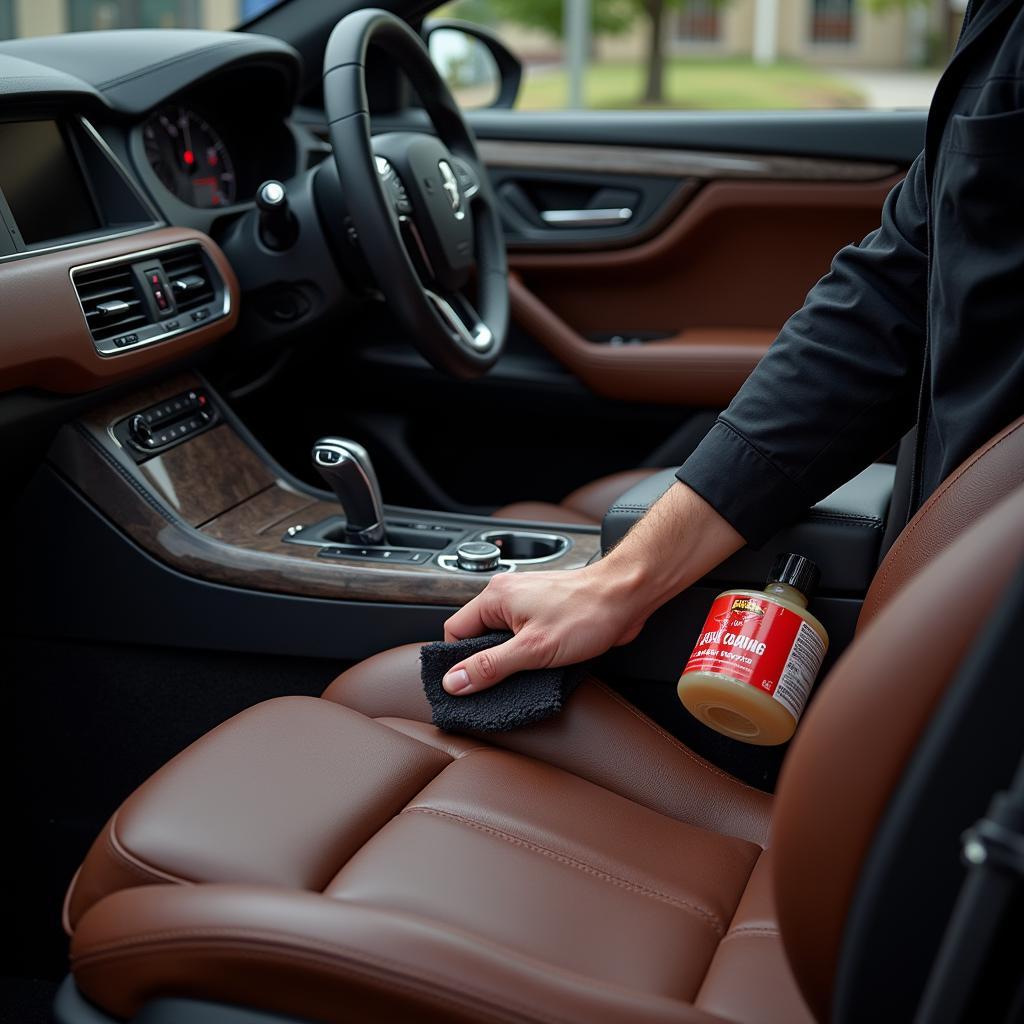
[71,884,731,1024]
[859,413,1024,629]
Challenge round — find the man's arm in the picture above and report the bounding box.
[680,153,930,544]
[443,153,930,695]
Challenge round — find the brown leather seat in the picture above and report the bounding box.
[63,418,1024,1024]
[493,468,660,525]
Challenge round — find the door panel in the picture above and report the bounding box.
[504,175,902,405]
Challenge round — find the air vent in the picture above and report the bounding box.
[73,265,150,342]
[162,246,215,313]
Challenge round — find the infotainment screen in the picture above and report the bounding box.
[0,121,100,245]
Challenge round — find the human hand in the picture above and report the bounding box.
[440,563,647,695]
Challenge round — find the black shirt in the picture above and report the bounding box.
[678,0,1024,546]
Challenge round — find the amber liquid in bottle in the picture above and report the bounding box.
[677,555,829,746]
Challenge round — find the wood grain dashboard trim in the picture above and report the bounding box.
[0,226,239,394]
[50,373,599,606]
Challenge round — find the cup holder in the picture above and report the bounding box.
[478,530,570,563]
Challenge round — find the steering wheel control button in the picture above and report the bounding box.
[114,388,219,460]
[455,541,502,572]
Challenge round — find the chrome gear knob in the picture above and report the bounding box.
[312,437,385,545]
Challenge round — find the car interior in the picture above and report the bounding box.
[1,1,1023,1022]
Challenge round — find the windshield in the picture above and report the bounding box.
[0,0,283,40]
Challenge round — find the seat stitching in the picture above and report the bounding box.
[402,805,725,934]
[73,929,598,1024]
[720,925,781,941]
[868,420,1023,620]
[105,810,192,887]
[372,718,489,759]
[592,679,765,796]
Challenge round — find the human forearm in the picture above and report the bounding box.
[597,480,745,624]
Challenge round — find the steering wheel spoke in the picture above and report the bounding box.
[425,289,495,354]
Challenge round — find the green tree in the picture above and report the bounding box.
[466,0,687,105]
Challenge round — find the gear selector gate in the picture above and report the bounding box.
[287,437,573,572]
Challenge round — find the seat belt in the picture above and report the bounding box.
[914,570,1024,1024]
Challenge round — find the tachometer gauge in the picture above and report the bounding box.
[143,106,237,209]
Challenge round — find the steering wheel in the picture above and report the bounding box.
[323,9,509,378]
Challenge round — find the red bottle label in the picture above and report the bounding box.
[683,592,827,722]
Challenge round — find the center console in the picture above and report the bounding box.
[45,371,599,612]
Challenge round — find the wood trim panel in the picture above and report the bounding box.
[479,140,899,182]
[0,226,239,395]
[54,374,599,606]
[139,426,275,527]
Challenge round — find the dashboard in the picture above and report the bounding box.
[0,28,335,395]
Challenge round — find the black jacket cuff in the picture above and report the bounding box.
[676,420,812,547]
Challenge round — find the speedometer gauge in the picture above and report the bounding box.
[143,106,237,209]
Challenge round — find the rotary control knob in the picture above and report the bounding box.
[455,541,502,572]
[128,413,153,449]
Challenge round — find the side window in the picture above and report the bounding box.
[67,0,201,32]
[0,0,13,39]
[438,0,946,111]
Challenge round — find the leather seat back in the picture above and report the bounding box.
[771,482,1024,1021]
[858,413,1024,629]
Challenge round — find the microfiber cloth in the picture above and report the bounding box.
[420,631,588,733]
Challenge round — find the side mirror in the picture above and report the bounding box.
[423,19,523,110]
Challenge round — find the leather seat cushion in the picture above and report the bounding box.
[67,666,813,1022]
[493,469,660,524]
[326,747,759,1000]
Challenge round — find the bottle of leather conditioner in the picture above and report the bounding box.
[677,553,828,746]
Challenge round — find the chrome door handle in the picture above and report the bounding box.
[539,207,634,228]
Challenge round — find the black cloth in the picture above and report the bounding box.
[420,632,587,732]
[677,0,1024,546]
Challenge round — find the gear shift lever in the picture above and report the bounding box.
[312,437,385,545]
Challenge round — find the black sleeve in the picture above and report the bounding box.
[676,151,929,546]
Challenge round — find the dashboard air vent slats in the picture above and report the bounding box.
[162,247,215,313]
[74,266,150,342]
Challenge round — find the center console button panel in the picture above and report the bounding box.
[318,546,431,564]
[111,387,218,461]
[285,515,572,574]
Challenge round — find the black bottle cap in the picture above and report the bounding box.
[767,553,820,599]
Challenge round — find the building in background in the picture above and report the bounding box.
[497,0,967,71]
[594,0,926,69]
[0,0,278,37]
